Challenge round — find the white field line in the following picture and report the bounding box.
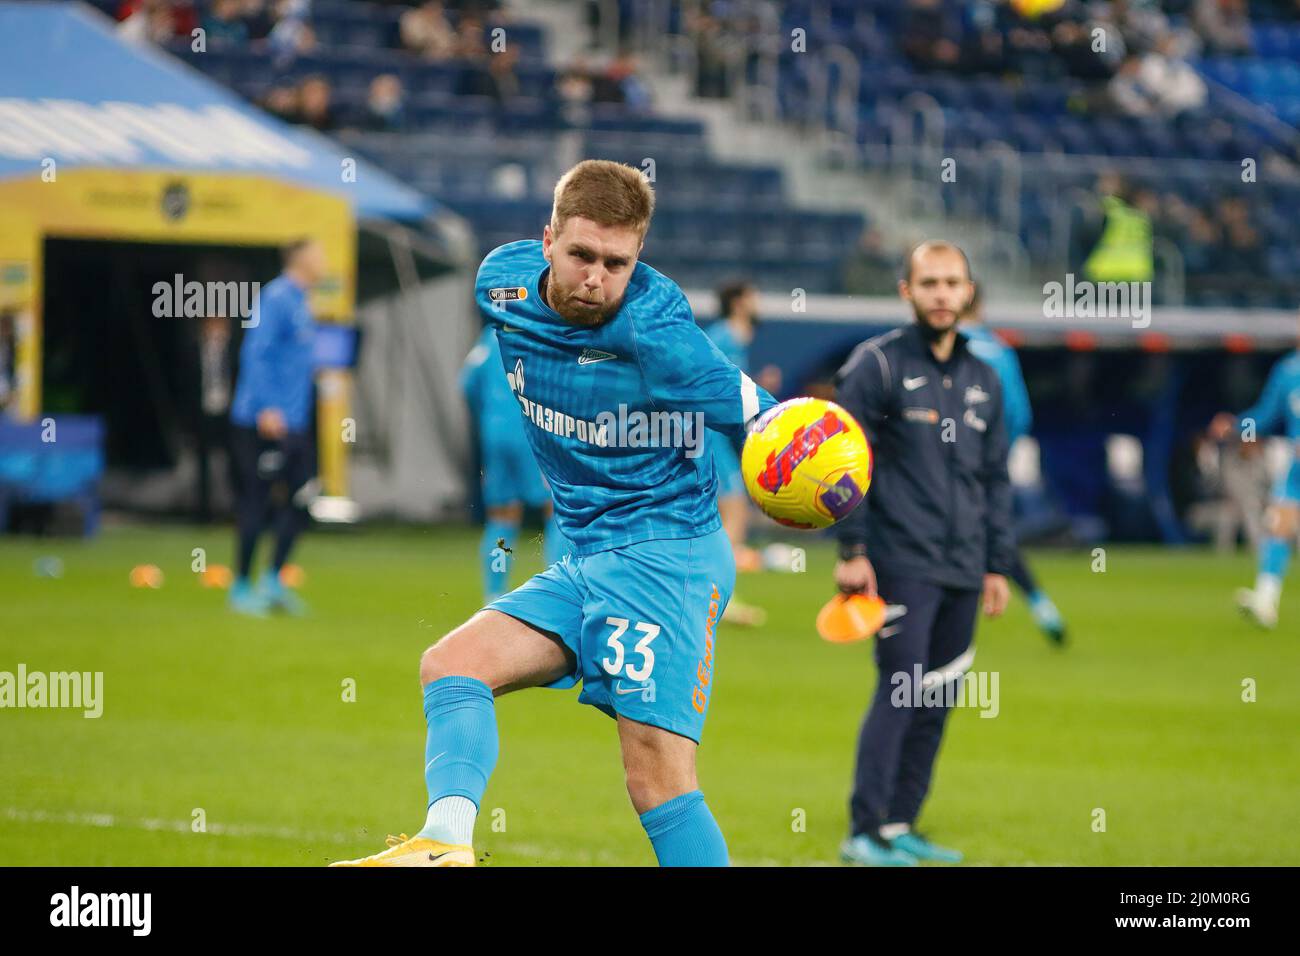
[1,806,838,866]
[3,806,356,845]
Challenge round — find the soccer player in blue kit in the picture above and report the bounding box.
[460,326,567,601]
[704,280,782,625]
[333,160,775,867]
[959,288,1067,644]
[1210,318,1300,630]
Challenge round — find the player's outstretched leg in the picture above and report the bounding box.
[330,610,573,867]
[1236,503,1295,630]
[620,716,728,867]
[1007,548,1065,645]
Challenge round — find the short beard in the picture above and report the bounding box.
[913,305,954,343]
[542,271,621,326]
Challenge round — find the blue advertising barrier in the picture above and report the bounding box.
[0,415,105,536]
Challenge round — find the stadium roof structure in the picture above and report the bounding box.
[0,1,434,223]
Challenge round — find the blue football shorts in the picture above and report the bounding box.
[486,527,735,742]
[706,432,747,500]
[481,436,551,509]
[1273,455,1300,505]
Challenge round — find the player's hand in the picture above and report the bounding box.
[834,556,877,596]
[257,408,288,440]
[982,573,1009,617]
[1208,412,1236,442]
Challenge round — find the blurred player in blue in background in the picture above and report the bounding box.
[227,238,324,617]
[959,287,1067,645]
[704,280,782,626]
[461,326,566,601]
[1210,314,1300,630]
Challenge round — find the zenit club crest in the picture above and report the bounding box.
[488,287,528,302]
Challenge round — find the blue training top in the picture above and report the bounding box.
[474,240,776,556]
[1236,350,1300,442]
[960,323,1032,444]
[461,326,530,446]
[705,319,750,373]
[231,274,317,433]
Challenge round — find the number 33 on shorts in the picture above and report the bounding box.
[601,618,660,683]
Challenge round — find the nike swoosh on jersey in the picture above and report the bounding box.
[903,376,927,391]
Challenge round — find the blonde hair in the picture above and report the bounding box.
[550,160,656,240]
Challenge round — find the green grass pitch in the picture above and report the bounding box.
[1,523,1297,866]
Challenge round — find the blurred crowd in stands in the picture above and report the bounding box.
[653,0,1296,117]
[894,0,1247,119]
[115,0,653,133]
[107,0,1300,304]
[116,0,321,51]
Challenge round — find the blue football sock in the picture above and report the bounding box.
[638,790,729,867]
[543,514,569,566]
[416,677,498,845]
[1259,535,1291,580]
[480,519,517,601]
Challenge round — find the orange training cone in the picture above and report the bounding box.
[816,593,887,643]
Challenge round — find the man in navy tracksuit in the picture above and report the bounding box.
[834,240,1014,866]
[228,238,324,616]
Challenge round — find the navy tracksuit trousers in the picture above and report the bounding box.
[849,566,980,837]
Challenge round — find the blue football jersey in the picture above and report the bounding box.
[474,240,776,555]
[960,324,1032,444]
[1238,350,1300,442]
[460,327,527,440]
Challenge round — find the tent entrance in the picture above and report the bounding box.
[42,236,279,519]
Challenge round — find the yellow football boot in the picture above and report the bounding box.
[329,833,474,867]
